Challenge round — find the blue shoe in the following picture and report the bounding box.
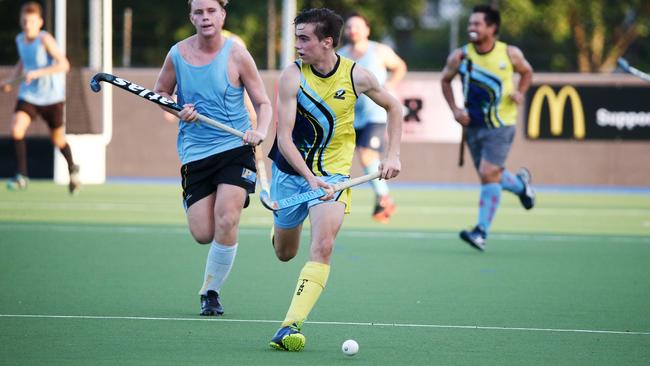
[6,174,29,191]
[460,226,487,251]
[200,290,224,316]
[516,168,535,210]
[269,323,305,352]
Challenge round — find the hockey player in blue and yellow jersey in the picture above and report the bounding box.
[441,5,535,251]
[268,8,402,352]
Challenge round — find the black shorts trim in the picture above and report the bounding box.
[181,145,257,209]
[15,100,65,129]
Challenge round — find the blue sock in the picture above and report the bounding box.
[477,183,502,233]
[365,160,389,196]
[501,170,524,195]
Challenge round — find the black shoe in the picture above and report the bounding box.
[460,226,487,251]
[200,290,224,316]
[516,168,535,210]
[69,164,81,195]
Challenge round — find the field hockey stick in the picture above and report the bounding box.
[90,72,245,138]
[1,75,26,90]
[458,56,472,167]
[245,96,272,204]
[617,57,650,83]
[259,171,381,211]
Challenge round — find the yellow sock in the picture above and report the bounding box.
[281,261,330,327]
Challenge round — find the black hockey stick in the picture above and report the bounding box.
[459,57,473,167]
[90,72,245,138]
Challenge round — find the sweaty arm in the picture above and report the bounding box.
[353,65,402,180]
[234,44,272,145]
[440,49,469,125]
[507,46,533,104]
[154,51,198,122]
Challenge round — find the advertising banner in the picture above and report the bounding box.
[396,78,463,143]
[525,85,650,140]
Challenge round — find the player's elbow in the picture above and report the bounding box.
[59,59,70,73]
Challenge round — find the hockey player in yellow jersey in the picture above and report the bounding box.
[268,8,402,352]
[441,4,535,251]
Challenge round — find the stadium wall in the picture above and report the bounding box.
[0,67,648,187]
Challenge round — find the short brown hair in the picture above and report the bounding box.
[187,0,228,8]
[295,8,344,48]
[21,1,43,17]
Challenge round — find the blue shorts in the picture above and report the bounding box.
[271,163,351,229]
[355,122,386,152]
[466,126,516,170]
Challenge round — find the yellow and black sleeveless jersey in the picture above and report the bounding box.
[270,55,357,176]
[460,41,517,128]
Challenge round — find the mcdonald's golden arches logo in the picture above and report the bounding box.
[527,85,586,139]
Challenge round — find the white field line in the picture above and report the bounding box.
[0,223,648,243]
[1,201,649,217]
[0,314,648,336]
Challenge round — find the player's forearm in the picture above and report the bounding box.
[153,90,178,116]
[441,80,461,113]
[254,101,272,137]
[386,62,407,89]
[384,104,402,159]
[277,138,315,181]
[33,59,70,78]
[517,69,533,95]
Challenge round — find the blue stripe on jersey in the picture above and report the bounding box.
[460,58,506,128]
[297,79,337,175]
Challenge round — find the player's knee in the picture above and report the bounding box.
[479,167,501,183]
[359,149,377,166]
[275,246,297,262]
[311,239,334,261]
[273,241,298,262]
[192,233,213,245]
[189,227,214,244]
[214,212,240,234]
[11,129,25,140]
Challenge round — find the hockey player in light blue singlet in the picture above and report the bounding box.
[1,2,79,194]
[154,0,272,317]
[339,12,407,224]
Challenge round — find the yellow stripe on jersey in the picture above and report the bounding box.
[294,55,357,176]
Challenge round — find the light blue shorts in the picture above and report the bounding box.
[271,163,349,229]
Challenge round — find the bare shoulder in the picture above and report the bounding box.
[376,42,397,56]
[230,41,252,63]
[506,45,532,71]
[507,45,524,59]
[447,48,464,65]
[278,63,301,94]
[176,36,193,57]
[441,49,464,81]
[40,32,58,48]
[352,63,376,93]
